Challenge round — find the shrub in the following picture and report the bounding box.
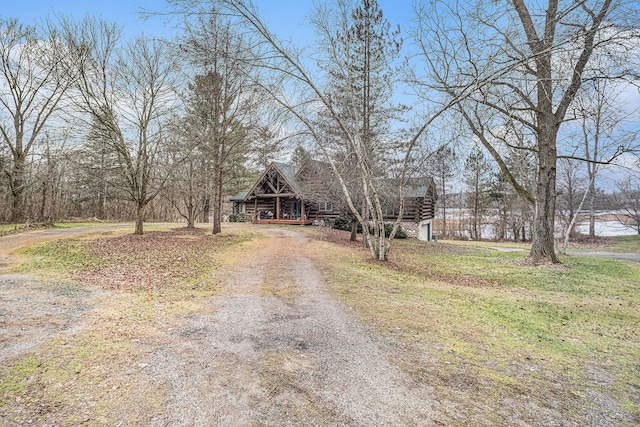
[384,223,407,239]
[229,213,245,223]
[331,216,407,238]
[332,216,352,231]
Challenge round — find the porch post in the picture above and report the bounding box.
[301,200,305,223]
[253,199,257,222]
[276,196,280,220]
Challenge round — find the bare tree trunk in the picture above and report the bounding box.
[99,181,107,219]
[473,176,480,240]
[361,201,369,248]
[500,207,507,240]
[562,175,595,253]
[588,174,596,238]
[10,156,26,223]
[135,203,145,235]
[202,197,210,223]
[97,151,107,220]
[187,194,196,228]
[441,202,447,238]
[40,181,47,221]
[529,138,559,263]
[212,167,222,235]
[350,215,358,241]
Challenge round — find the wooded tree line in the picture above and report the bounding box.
[1,0,639,262]
[0,14,280,236]
[432,147,640,241]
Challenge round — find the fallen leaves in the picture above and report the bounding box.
[74,228,224,291]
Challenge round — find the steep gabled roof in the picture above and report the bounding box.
[274,161,309,195]
[404,177,438,199]
[242,162,308,200]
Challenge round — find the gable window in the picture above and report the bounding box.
[319,201,333,212]
[384,205,397,217]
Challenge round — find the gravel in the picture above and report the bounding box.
[0,274,95,364]
[143,228,441,426]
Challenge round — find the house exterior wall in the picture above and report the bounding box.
[418,219,434,241]
[421,191,436,220]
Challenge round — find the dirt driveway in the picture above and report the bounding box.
[142,227,440,425]
[1,226,444,425]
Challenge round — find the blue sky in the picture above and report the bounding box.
[3,0,171,38]
[3,0,414,42]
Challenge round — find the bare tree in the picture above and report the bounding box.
[463,147,494,240]
[614,175,640,235]
[0,143,9,220]
[310,0,406,248]
[162,128,209,228]
[0,18,76,222]
[31,132,70,222]
[70,19,178,234]
[556,158,589,249]
[429,143,458,238]
[568,79,640,238]
[415,0,640,263]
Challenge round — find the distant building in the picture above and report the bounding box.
[230,161,438,241]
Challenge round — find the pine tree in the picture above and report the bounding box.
[313,0,404,256]
[430,144,458,238]
[463,148,494,240]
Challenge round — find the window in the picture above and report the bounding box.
[384,205,397,217]
[319,201,333,212]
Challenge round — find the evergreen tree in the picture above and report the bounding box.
[430,144,458,238]
[313,0,405,254]
[183,70,252,234]
[463,148,494,240]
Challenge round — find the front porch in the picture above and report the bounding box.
[231,162,315,226]
[253,205,311,225]
[254,218,313,225]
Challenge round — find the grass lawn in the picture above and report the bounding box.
[454,234,640,253]
[607,235,640,253]
[2,224,638,425]
[308,231,640,425]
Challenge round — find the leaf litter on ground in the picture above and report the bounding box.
[76,227,236,292]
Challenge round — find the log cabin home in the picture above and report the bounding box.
[230,161,438,241]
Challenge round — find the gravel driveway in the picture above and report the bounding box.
[0,274,96,364]
[143,228,441,426]
[0,224,134,256]
[2,226,442,425]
